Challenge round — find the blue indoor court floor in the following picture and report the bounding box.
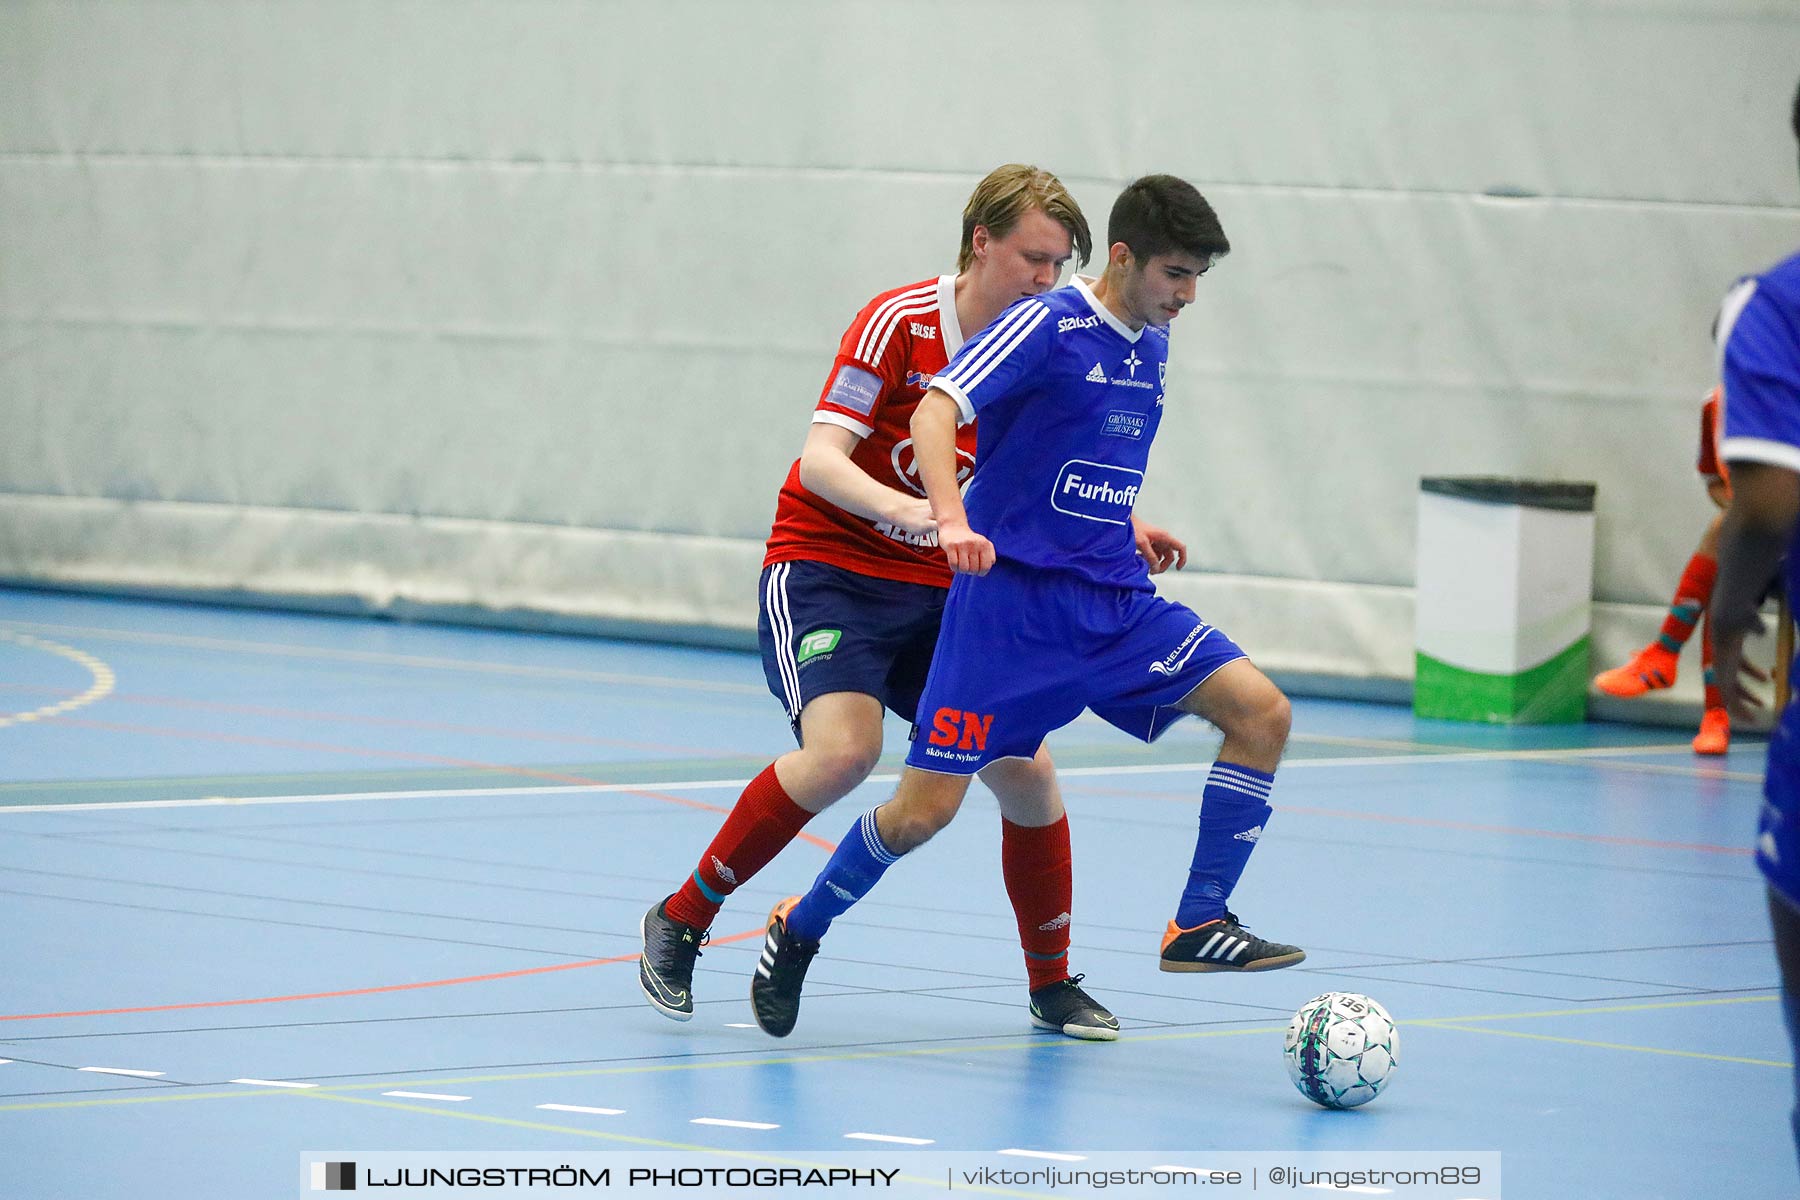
[0,585,1790,1199]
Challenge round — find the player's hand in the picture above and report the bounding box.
[940,520,995,576]
[885,495,938,537]
[1132,517,1188,574]
[1714,619,1772,721]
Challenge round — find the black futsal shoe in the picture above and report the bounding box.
[750,896,820,1038]
[1159,910,1305,973]
[639,897,707,1020]
[1029,974,1121,1041]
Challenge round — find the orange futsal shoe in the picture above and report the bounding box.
[1692,707,1730,756]
[1593,644,1679,698]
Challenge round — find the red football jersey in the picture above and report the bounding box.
[1698,386,1730,490]
[763,275,980,588]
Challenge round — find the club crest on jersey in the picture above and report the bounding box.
[1051,459,1143,526]
[891,437,975,498]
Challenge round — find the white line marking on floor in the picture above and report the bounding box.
[0,739,1749,815]
[997,1149,1086,1162]
[0,632,115,729]
[0,620,764,695]
[691,1117,779,1130]
[844,1132,934,1145]
[538,1104,626,1116]
[383,1091,471,1102]
[723,1023,758,1029]
[78,1067,163,1077]
[230,1078,319,1088]
[0,1059,12,1065]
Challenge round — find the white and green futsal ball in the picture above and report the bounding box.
[1284,992,1398,1109]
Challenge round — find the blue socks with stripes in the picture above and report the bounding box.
[784,808,902,942]
[1174,762,1275,928]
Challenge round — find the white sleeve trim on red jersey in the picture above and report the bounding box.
[852,282,939,368]
[811,409,875,439]
[1721,436,1800,474]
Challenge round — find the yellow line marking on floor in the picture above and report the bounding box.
[1426,1023,1791,1067]
[0,632,115,729]
[0,993,1781,1115]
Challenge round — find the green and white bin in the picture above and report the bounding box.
[1414,476,1597,724]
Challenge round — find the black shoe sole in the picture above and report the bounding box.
[1159,949,1306,974]
[1029,1013,1120,1041]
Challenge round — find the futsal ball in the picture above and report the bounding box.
[1283,992,1398,1109]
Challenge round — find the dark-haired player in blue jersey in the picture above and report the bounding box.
[748,175,1305,1038]
[1710,76,1800,1179]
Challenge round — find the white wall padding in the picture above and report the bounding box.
[4,1,1800,700]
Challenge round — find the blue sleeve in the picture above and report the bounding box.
[931,299,1053,425]
[1720,281,1800,473]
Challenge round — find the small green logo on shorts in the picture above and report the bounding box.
[796,629,842,664]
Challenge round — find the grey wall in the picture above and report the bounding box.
[4,0,1799,705]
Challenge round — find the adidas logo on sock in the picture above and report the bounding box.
[1234,825,1264,843]
[710,856,738,886]
[827,881,857,902]
[1038,912,1072,932]
[1086,362,1107,383]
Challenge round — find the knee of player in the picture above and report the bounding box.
[1241,688,1292,754]
[803,740,883,794]
[881,793,961,853]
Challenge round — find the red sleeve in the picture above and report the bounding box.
[1697,388,1724,481]
[811,286,926,434]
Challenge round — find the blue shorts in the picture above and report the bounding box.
[1762,705,1800,907]
[758,560,946,738]
[905,560,1247,775]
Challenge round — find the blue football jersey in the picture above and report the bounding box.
[932,278,1169,590]
[1719,248,1800,610]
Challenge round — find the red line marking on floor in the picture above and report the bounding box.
[1065,783,1753,856]
[1273,802,1756,856]
[0,929,765,1022]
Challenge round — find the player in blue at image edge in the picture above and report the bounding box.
[1704,76,1800,1179]
[749,175,1307,1039]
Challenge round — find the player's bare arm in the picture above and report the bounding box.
[911,388,994,576]
[796,422,936,536]
[1713,460,1796,718]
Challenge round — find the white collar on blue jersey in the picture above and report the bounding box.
[935,274,966,358]
[1071,276,1144,343]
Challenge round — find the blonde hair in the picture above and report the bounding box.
[958,164,1091,272]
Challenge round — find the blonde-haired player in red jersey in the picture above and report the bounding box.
[1594,387,1763,753]
[638,165,1188,1039]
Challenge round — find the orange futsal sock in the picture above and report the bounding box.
[1657,553,1718,653]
